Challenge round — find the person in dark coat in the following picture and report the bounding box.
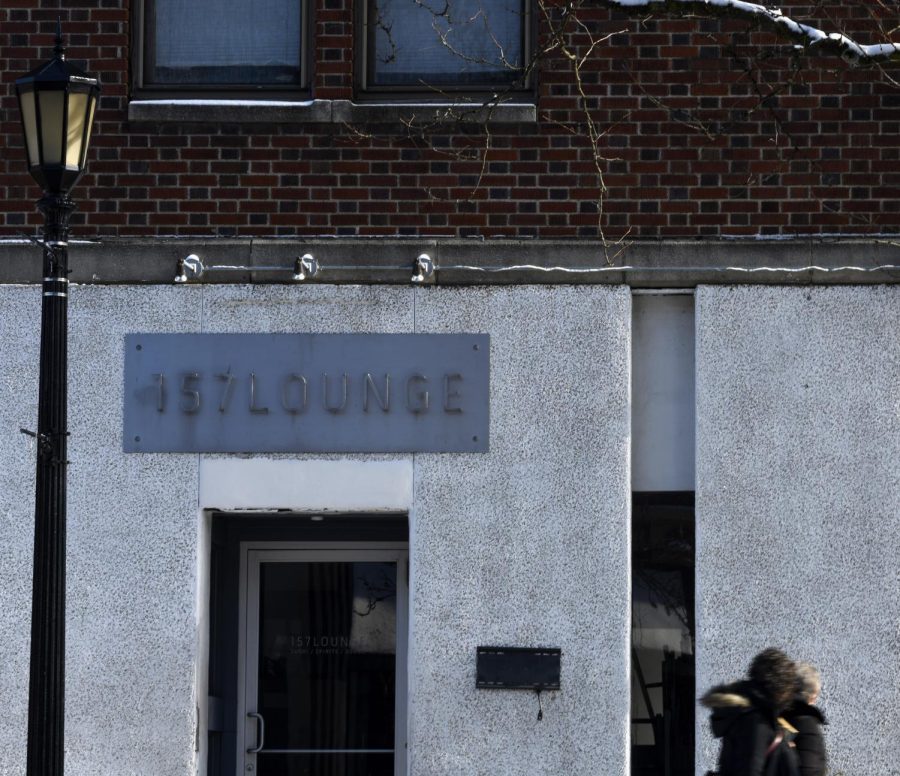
[783,662,828,776]
[701,647,800,776]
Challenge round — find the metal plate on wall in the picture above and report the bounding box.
[124,333,489,453]
[476,647,562,690]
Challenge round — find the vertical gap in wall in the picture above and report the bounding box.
[630,292,696,776]
[631,493,695,776]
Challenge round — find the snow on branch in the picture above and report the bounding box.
[600,0,900,64]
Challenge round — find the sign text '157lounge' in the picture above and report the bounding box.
[123,333,489,453]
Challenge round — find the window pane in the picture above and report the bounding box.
[371,0,523,87]
[151,0,301,85]
[257,561,397,776]
[631,496,695,776]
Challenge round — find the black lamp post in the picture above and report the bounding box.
[14,22,100,776]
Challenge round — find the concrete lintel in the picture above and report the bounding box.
[0,237,898,286]
[70,239,253,284]
[198,457,414,512]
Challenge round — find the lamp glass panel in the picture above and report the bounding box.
[65,92,89,169]
[18,90,40,167]
[82,95,97,167]
[38,90,65,165]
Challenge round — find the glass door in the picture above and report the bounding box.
[239,546,408,776]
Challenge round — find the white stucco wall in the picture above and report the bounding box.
[1,286,205,776]
[411,286,632,776]
[0,287,42,773]
[0,283,632,776]
[695,285,900,776]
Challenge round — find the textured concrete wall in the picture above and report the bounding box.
[0,287,41,773]
[0,285,204,775]
[0,284,632,776]
[695,286,900,776]
[411,286,632,776]
[68,287,204,775]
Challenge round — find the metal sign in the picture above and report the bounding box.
[123,333,489,453]
[476,647,562,690]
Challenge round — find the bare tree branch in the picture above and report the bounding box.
[597,0,900,64]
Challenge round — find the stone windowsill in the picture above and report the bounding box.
[127,98,537,125]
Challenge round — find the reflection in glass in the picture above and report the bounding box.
[38,91,64,165]
[257,562,397,776]
[152,0,301,85]
[65,92,88,168]
[371,0,522,86]
[19,91,39,166]
[631,496,695,776]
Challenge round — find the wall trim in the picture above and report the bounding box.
[1,237,898,286]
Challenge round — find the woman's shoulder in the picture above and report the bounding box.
[784,701,827,727]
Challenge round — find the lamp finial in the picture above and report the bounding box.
[53,17,65,59]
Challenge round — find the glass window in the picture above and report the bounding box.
[631,494,695,776]
[144,0,304,87]
[256,561,398,776]
[206,514,409,776]
[367,0,526,89]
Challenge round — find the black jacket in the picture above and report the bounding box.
[701,680,795,776]
[783,700,827,776]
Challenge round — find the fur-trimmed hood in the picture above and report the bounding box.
[701,680,784,739]
[701,681,755,712]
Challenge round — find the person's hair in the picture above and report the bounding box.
[796,662,821,701]
[748,647,797,710]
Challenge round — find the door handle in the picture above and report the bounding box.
[247,712,265,754]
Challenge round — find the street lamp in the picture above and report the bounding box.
[14,21,100,776]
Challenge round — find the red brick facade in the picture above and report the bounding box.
[1,0,897,239]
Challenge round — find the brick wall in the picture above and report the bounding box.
[0,0,897,239]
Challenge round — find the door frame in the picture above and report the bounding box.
[236,541,409,776]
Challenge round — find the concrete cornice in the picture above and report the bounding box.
[1,237,898,286]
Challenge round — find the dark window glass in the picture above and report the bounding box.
[368,0,524,88]
[147,0,302,86]
[257,561,397,776]
[631,494,695,776]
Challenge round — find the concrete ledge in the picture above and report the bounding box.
[126,99,536,125]
[127,99,333,124]
[1,237,898,286]
[331,100,537,125]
